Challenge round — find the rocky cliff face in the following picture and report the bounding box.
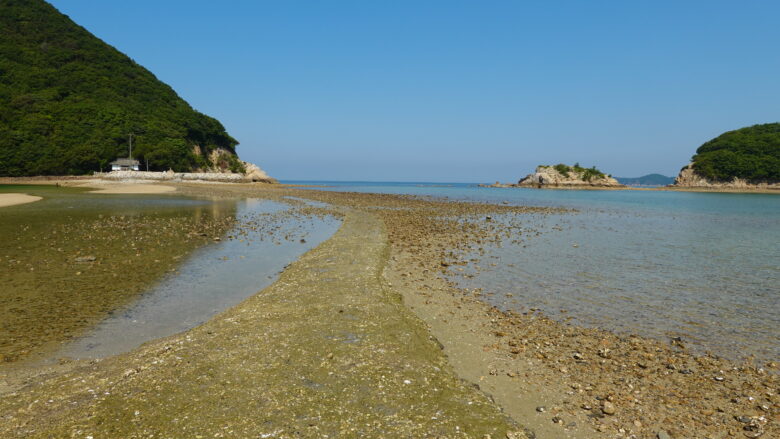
[189,146,276,183]
[674,163,780,190]
[518,166,623,188]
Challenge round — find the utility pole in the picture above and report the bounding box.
[128,133,134,159]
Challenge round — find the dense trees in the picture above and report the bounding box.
[691,123,780,182]
[0,0,239,176]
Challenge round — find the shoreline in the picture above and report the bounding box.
[4,176,779,194]
[0,182,776,438]
[655,186,780,194]
[481,182,780,194]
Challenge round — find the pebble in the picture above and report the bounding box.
[656,431,672,439]
[602,401,616,415]
[535,406,546,413]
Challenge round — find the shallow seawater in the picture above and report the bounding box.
[288,181,780,363]
[456,207,779,363]
[0,184,241,362]
[59,198,340,359]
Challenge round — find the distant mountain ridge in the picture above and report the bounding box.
[616,174,674,186]
[0,0,242,176]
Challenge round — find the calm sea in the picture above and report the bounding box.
[284,181,780,363]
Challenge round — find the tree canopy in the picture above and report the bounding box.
[0,0,239,176]
[691,123,780,182]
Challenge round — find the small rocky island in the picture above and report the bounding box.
[484,164,623,188]
[673,123,779,190]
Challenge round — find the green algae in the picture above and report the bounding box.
[0,184,238,364]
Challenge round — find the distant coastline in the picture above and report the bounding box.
[482,183,780,194]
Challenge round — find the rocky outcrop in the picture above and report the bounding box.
[189,146,276,183]
[241,161,277,183]
[517,165,623,188]
[673,163,780,190]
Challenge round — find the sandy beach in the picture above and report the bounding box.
[87,182,176,194]
[0,193,42,208]
[0,182,776,438]
[0,177,179,194]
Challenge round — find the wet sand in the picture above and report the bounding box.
[0,182,776,438]
[0,193,42,208]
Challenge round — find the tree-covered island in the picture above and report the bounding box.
[675,123,780,188]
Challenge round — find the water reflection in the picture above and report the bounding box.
[59,199,340,359]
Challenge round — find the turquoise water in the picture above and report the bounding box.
[286,181,780,363]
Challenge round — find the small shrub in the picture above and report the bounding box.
[553,163,571,178]
[581,166,605,181]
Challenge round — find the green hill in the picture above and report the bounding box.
[616,174,674,186]
[691,123,780,182]
[0,0,241,176]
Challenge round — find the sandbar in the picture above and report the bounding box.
[88,183,176,194]
[0,193,42,208]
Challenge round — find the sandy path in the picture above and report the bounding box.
[0,193,42,208]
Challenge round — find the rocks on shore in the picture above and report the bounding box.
[673,163,780,190]
[100,166,276,184]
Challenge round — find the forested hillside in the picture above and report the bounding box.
[691,123,780,182]
[0,0,240,176]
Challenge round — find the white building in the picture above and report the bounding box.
[110,158,140,171]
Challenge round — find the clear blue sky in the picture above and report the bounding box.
[50,0,779,182]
